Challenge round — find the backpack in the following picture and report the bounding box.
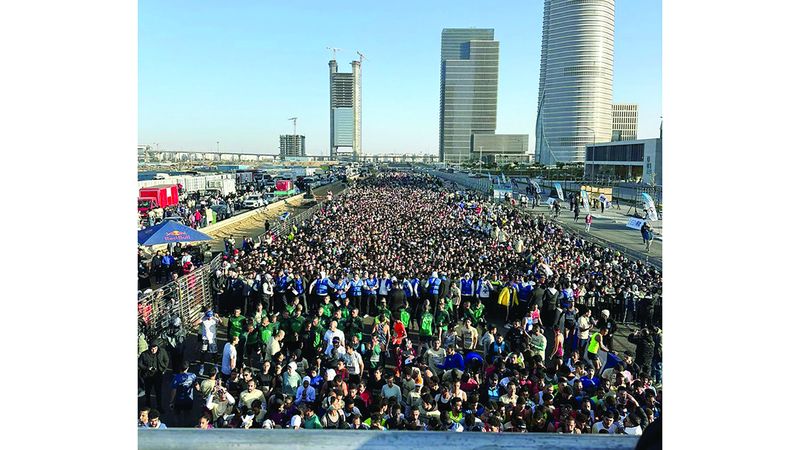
[420,313,434,337]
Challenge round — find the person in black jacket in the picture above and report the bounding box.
[388,282,407,320]
[627,329,655,378]
[138,342,170,408]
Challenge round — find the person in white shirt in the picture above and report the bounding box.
[221,336,239,382]
[295,376,316,404]
[344,343,364,380]
[592,413,620,434]
[205,387,235,424]
[195,311,221,376]
[577,310,593,352]
[323,321,346,355]
[325,337,347,359]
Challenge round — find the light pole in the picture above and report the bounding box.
[216,141,220,153]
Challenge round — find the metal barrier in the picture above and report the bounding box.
[265,185,351,239]
[138,254,222,341]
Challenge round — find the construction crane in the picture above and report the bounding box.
[288,117,298,136]
[356,51,367,63]
[326,47,341,61]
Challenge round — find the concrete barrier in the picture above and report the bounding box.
[138,429,640,450]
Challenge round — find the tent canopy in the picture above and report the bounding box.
[137,220,213,246]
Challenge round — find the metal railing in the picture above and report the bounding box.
[264,185,351,239]
[138,254,222,341]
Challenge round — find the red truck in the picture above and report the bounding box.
[138,185,179,214]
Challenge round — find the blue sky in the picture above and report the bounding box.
[139,0,661,155]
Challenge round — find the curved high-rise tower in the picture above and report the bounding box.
[536,0,615,165]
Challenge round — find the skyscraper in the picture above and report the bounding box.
[612,103,638,141]
[280,134,306,158]
[329,59,362,159]
[536,0,615,165]
[439,28,499,163]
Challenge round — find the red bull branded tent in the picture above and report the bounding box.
[137,221,213,246]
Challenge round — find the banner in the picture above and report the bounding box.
[554,182,565,201]
[626,218,646,230]
[642,193,659,221]
[580,190,591,211]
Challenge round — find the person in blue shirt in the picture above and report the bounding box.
[437,345,465,382]
[378,271,393,304]
[460,273,475,303]
[291,273,306,311]
[426,271,442,304]
[333,276,349,304]
[363,273,379,317]
[349,273,363,311]
[275,270,289,311]
[401,275,417,329]
[309,271,335,312]
[161,253,175,280]
[145,409,168,429]
[170,361,197,427]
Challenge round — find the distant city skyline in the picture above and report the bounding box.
[139,0,661,155]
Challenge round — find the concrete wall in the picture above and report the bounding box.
[138,429,640,450]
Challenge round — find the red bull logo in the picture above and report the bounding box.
[164,230,190,241]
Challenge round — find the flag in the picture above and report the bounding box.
[642,193,658,221]
[554,183,565,201]
[581,190,591,211]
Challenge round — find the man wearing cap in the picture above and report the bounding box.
[139,341,170,409]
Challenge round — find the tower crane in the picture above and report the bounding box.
[326,47,341,60]
[288,117,298,136]
[356,51,367,63]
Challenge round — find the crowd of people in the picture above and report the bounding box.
[138,172,662,436]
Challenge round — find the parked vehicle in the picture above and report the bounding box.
[138,185,179,216]
[210,204,231,221]
[243,194,265,208]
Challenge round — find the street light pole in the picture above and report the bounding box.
[216,141,220,153]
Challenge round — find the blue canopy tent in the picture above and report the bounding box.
[137,221,213,246]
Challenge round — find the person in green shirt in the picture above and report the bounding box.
[345,308,364,342]
[472,299,486,328]
[435,303,450,341]
[227,308,246,339]
[239,320,260,368]
[257,317,273,355]
[419,306,435,349]
[312,317,326,351]
[320,297,333,320]
[376,299,391,323]
[399,308,411,329]
[289,308,306,342]
[339,298,351,321]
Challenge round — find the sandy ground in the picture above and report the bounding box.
[204,182,347,252]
